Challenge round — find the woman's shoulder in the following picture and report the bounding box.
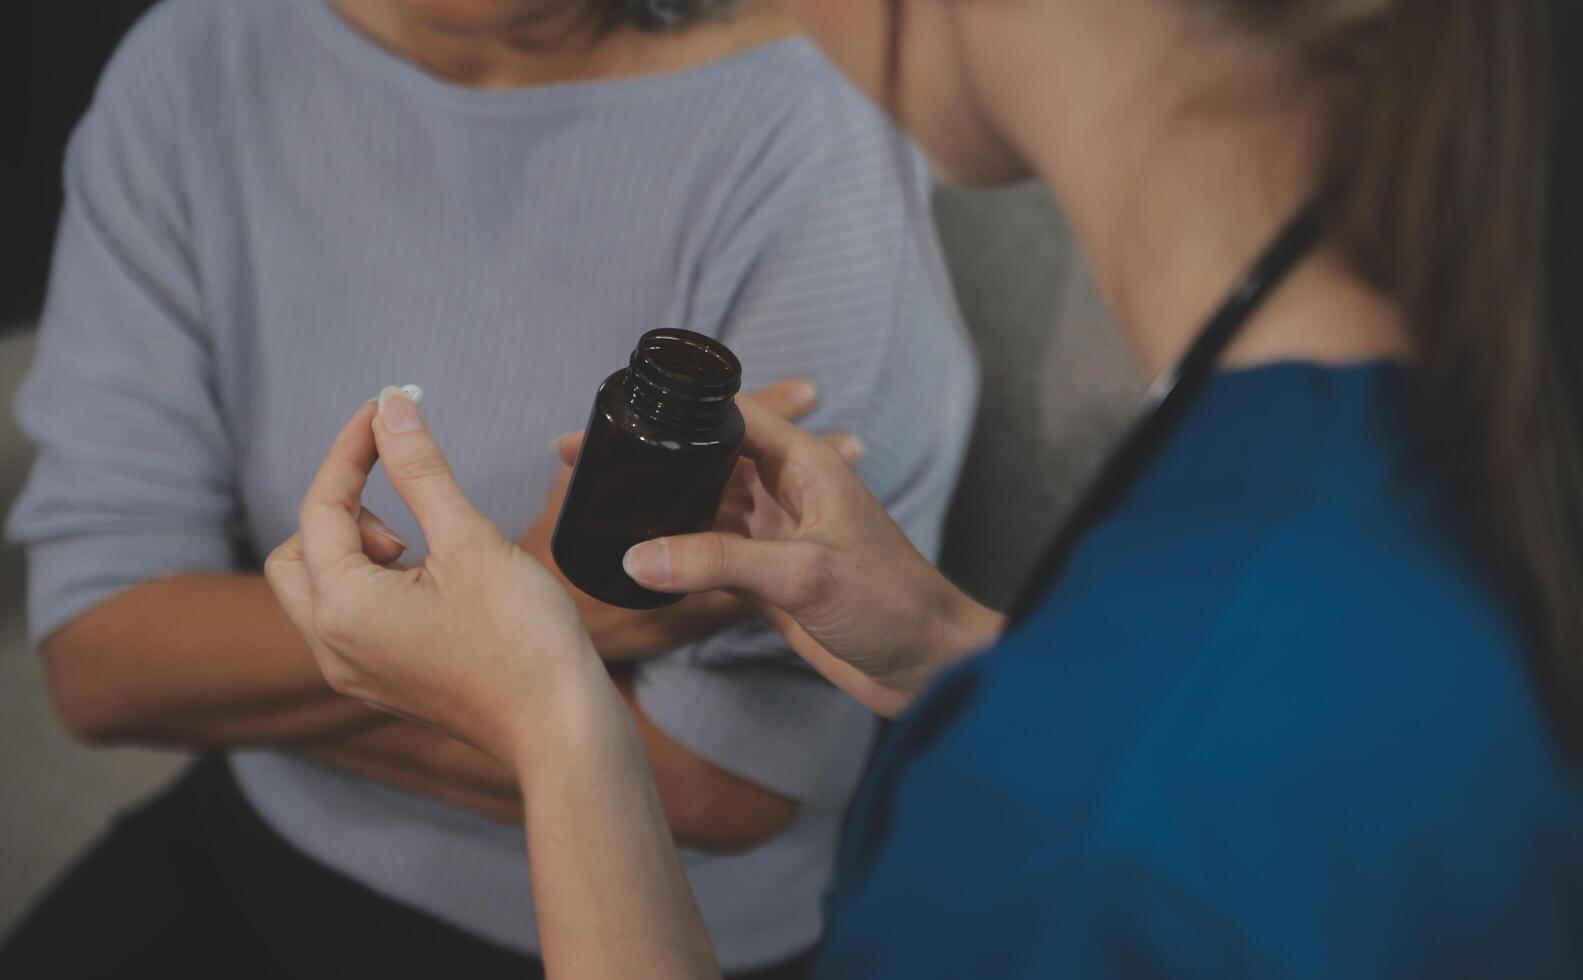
[710,36,888,123]
[992,457,1579,834]
[87,0,213,102]
[84,0,299,126]
[99,0,286,70]
[1104,477,1562,775]
[1053,362,1542,726]
[965,494,1583,970]
[691,36,912,183]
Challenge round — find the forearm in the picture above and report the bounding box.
[305,677,797,847]
[43,572,380,746]
[46,575,789,843]
[616,675,798,849]
[515,663,720,980]
[306,722,522,823]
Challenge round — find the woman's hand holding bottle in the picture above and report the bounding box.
[620,398,1006,718]
[519,378,832,662]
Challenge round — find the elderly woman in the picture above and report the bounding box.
[1,0,975,976]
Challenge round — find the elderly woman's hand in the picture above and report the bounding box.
[620,398,1007,718]
[265,390,617,770]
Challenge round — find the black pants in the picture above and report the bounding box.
[0,757,816,979]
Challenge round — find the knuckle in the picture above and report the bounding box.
[784,542,832,607]
[391,448,451,483]
[812,436,855,473]
[702,533,732,579]
[298,494,337,523]
[264,545,305,593]
[319,660,359,698]
[462,516,508,551]
[432,519,504,563]
[762,393,799,419]
[327,549,373,579]
[262,548,287,582]
[792,429,836,465]
[783,442,839,495]
[311,591,363,647]
[778,458,814,502]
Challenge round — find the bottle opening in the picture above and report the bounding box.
[626,329,742,427]
[635,329,740,392]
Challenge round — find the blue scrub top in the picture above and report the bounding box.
[816,363,1583,978]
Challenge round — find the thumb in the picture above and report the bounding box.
[623,533,824,612]
[373,386,491,551]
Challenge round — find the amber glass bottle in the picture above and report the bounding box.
[552,329,746,609]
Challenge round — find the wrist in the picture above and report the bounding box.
[497,640,630,783]
[860,577,1002,718]
[922,583,1004,676]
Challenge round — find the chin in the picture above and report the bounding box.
[913,132,1036,190]
[400,0,547,33]
[925,152,1037,189]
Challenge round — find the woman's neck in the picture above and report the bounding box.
[1050,107,1412,379]
[329,0,794,89]
[969,3,1411,379]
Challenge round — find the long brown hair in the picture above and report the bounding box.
[1237,0,1581,752]
[888,0,1581,751]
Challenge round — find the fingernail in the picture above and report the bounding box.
[378,384,426,434]
[623,540,670,586]
[364,512,408,550]
[374,384,423,407]
[832,434,866,462]
[788,380,817,411]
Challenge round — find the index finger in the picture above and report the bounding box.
[299,401,381,589]
[736,395,811,465]
[741,378,818,423]
[738,394,859,498]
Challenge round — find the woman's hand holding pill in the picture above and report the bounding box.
[265,389,618,771]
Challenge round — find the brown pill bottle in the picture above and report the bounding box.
[552,328,746,609]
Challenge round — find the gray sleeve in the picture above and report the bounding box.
[3,18,239,647]
[633,83,979,801]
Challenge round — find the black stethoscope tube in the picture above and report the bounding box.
[1005,194,1330,625]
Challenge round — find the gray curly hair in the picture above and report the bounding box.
[603,0,745,31]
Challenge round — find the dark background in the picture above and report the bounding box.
[2,0,160,326]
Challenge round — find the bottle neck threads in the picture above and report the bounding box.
[623,329,742,430]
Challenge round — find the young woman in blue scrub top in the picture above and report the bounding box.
[265,0,1582,975]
